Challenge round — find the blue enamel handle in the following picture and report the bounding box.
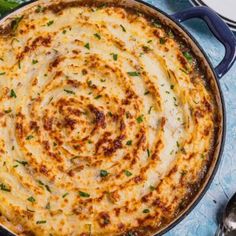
[172,6,236,78]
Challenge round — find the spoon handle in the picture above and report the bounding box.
[215,224,226,236]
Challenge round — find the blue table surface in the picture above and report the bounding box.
[1,1,236,235]
[144,1,236,236]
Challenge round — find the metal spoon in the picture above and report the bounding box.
[216,192,236,236]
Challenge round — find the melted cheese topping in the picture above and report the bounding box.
[0,1,217,235]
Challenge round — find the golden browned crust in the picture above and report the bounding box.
[0,1,220,235]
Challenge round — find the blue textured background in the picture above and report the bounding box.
[144,0,236,235]
[0,0,235,235]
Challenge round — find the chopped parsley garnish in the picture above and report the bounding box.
[176,141,180,148]
[37,180,44,186]
[170,85,174,90]
[84,43,90,50]
[201,154,205,159]
[126,140,132,146]
[142,45,151,53]
[180,68,188,74]
[94,33,101,40]
[35,5,45,13]
[147,40,152,43]
[4,109,12,114]
[26,135,34,140]
[112,53,118,61]
[95,95,102,99]
[181,170,187,176]
[0,183,11,192]
[0,72,5,75]
[160,38,166,44]
[47,20,54,26]
[149,185,155,191]
[136,115,144,124]
[79,191,90,198]
[64,89,75,95]
[62,192,69,198]
[27,196,36,202]
[12,15,24,31]
[62,29,67,34]
[32,59,38,64]
[127,71,140,77]
[100,170,109,177]
[27,208,35,212]
[36,220,46,224]
[45,185,51,193]
[124,170,132,177]
[183,51,192,62]
[143,209,150,213]
[120,24,126,32]
[144,91,150,95]
[148,106,153,115]
[152,20,161,28]
[45,202,50,209]
[168,30,174,38]
[16,160,28,166]
[10,89,17,98]
[147,149,150,157]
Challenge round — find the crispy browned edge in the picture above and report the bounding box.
[0,1,222,236]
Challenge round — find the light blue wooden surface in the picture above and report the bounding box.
[0,1,235,235]
[144,0,236,235]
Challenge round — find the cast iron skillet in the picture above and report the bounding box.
[0,0,235,235]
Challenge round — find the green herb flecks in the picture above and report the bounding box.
[149,185,155,191]
[148,106,153,115]
[64,89,75,95]
[94,33,101,40]
[95,95,102,99]
[32,59,38,64]
[45,185,51,193]
[16,160,28,166]
[84,43,90,50]
[147,149,150,157]
[124,170,132,177]
[4,109,12,114]
[120,24,126,32]
[47,20,54,26]
[26,135,34,140]
[100,170,109,177]
[183,51,192,62]
[0,183,11,192]
[143,209,150,213]
[36,220,46,224]
[127,71,140,77]
[152,20,161,28]
[10,89,17,98]
[45,202,50,209]
[126,140,132,146]
[79,191,90,198]
[0,72,5,75]
[136,115,144,124]
[35,5,45,13]
[112,53,118,61]
[160,38,166,44]
[27,196,36,203]
[62,193,69,198]
[12,15,24,32]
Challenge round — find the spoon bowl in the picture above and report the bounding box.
[217,192,236,236]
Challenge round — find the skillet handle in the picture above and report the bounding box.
[171,6,236,79]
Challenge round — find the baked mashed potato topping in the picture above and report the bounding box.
[0,0,219,235]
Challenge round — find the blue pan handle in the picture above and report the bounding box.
[171,6,236,78]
